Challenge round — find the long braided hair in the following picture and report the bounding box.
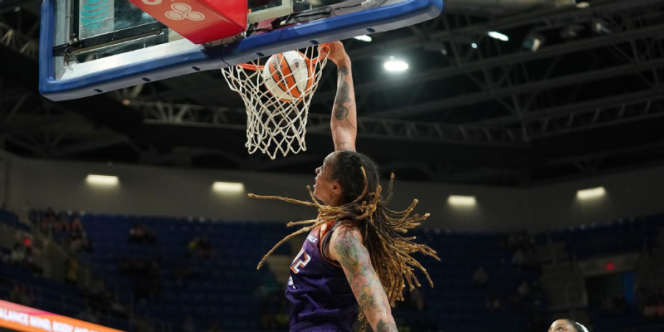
[251,151,440,330]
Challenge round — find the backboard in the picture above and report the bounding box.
[39,0,443,101]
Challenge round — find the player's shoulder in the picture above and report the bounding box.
[331,218,363,245]
[334,217,360,233]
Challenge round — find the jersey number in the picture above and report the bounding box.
[291,249,311,274]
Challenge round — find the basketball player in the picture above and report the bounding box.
[253,41,439,332]
[548,319,590,332]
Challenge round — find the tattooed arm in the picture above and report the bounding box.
[328,223,398,332]
[321,41,357,152]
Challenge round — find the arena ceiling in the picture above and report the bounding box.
[2,0,664,186]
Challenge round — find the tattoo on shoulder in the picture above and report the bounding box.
[334,227,362,269]
[376,319,398,332]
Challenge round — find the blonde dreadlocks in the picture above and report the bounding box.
[251,151,440,331]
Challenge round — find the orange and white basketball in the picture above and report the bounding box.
[263,51,314,102]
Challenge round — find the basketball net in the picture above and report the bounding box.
[222,46,329,159]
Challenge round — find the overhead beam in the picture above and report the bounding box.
[315,23,664,103]
[475,89,663,126]
[0,114,80,135]
[347,0,662,61]
[0,0,40,14]
[373,58,664,119]
[0,43,145,137]
[132,100,525,146]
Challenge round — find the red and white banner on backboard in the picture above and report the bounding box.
[128,0,247,44]
[0,300,124,332]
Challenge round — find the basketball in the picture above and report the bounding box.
[262,51,314,102]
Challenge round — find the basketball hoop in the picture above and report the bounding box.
[222,45,329,159]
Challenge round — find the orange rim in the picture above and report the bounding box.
[238,49,328,72]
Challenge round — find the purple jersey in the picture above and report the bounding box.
[286,220,359,332]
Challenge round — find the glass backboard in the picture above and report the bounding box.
[39,0,443,101]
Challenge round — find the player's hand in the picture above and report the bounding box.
[320,41,350,66]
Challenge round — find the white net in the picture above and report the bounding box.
[222,46,329,159]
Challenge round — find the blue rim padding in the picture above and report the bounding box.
[39,0,443,101]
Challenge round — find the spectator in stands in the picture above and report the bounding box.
[23,248,42,275]
[181,315,196,332]
[642,288,664,320]
[187,236,215,259]
[129,223,146,244]
[512,248,526,268]
[8,243,42,275]
[9,243,25,265]
[484,291,503,312]
[66,258,79,285]
[197,236,214,258]
[473,266,489,287]
[67,228,91,254]
[128,223,157,245]
[518,280,532,299]
[38,208,57,235]
[69,212,84,232]
[36,209,92,255]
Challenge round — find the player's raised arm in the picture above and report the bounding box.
[321,42,357,152]
[329,223,398,332]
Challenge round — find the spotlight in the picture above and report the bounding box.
[592,19,611,34]
[86,175,119,186]
[471,43,478,49]
[523,33,545,52]
[212,182,244,193]
[448,195,477,207]
[384,56,409,73]
[576,1,589,8]
[354,35,372,42]
[488,31,509,42]
[577,187,606,200]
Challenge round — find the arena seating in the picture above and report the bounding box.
[546,215,663,259]
[80,213,540,332]
[0,209,30,232]
[82,214,291,331]
[3,208,664,332]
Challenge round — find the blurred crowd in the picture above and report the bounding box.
[37,208,92,255]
